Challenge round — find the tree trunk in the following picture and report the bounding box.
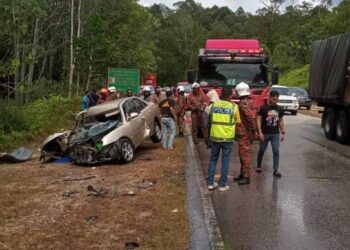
[68,0,75,98]
[28,18,40,86]
[85,49,93,91]
[12,0,20,101]
[76,0,82,96]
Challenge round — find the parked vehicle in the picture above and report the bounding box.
[290,87,312,110]
[309,32,350,144]
[142,73,157,87]
[271,85,299,115]
[186,39,279,112]
[40,97,162,165]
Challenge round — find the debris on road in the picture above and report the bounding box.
[87,185,108,197]
[62,191,78,197]
[125,242,139,249]
[85,215,98,222]
[63,175,96,181]
[171,209,179,213]
[121,191,136,196]
[0,147,33,163]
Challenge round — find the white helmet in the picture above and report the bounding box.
[192,82,200,88]
[108,86,116,93]
[177,86,185,92]
[206,89,220,103]
[143,86,151,92]
[236,82,250,97]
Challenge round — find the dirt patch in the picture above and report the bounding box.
[0,139,188,249]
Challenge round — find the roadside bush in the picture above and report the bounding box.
[0,96,80,151]
[0,102,29,133]
[279,64,310,89]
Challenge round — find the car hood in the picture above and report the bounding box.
[278,95,297,101]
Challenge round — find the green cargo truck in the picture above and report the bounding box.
[107,68,140,95]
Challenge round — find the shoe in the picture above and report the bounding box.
[233,174,243,182]
[238,177,250,185]
[207,182,218,190]
[168,146,174,150]
[273,170,282,177]
[256,166,262,173]
[218,185,230,192]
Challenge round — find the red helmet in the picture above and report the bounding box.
[100,88,108,94]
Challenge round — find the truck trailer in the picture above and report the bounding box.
[187,39,279,111]
[309,33,350,144]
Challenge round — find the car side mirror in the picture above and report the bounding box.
[128,112,139,121]
[292,93,296,97]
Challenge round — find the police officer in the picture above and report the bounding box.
[187,82,208,144]
[234,82,257,185]
[206,87,241,191]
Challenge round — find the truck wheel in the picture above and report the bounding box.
[291,110,297,115]
[335,110,349,144]
[324,108,336,140]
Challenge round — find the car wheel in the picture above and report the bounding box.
[291,110,297,115]
[324,108,336,140]
[150,121,162,143]
[307,105,311,110]
[118,138,135,163]
[335,110,349,144]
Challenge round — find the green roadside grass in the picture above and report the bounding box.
[0,96,80,151]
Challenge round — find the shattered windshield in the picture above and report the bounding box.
[199,60,268,87]
[72,110,121,142]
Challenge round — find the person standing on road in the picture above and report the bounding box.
[256,90,285,177]
[175,86,186,137]
[205,89,220,147]
[142,87,152,102]
[206,87,241,191]
[81,91,90,110]
[126,88,133,97]
[98,88,110,104]
[233,82,257,185]
[159,90,177,150]
[187,82,208,144]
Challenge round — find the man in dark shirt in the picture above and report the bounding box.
[159,90,177,150]
[256,90,285,177]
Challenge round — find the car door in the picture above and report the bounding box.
[134,98,154,137]
[124,98,145,147]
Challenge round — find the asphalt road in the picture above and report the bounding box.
[196,113,350,249]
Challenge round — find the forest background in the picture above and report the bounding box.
[0,0,349,150]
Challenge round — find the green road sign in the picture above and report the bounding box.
[108,68,140,94]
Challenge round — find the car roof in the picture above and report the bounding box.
[271,85,289,89]
[85,97,128,117]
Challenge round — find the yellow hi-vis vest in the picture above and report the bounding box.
[209,100,237,142]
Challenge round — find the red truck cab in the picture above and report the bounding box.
[188,39,279,111]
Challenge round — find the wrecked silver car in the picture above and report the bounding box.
[40,97,162,165]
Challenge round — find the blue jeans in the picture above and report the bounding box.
[206,141,233,187]
[257,133,280,171]
[161,117,176,149]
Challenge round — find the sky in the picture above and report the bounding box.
[138,0,341,13]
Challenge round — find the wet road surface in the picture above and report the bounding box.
[196,114,350,249]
